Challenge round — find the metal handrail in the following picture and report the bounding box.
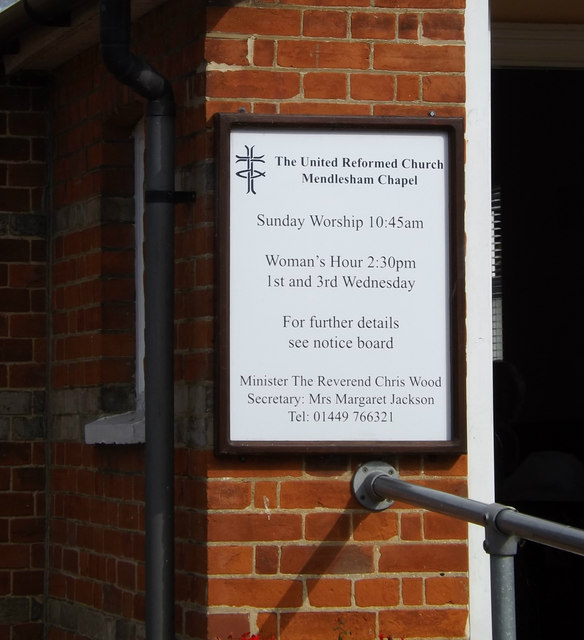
[352,461,584,640]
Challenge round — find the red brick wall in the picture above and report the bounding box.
[0,73,48,640]
[3,2,468,639]
[50,44,137,401]
[198,4,467,639]
[185,453,468,640]
[203,3,465,120]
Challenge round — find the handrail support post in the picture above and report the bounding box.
[483,504,519,640]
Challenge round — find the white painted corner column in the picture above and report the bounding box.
[465,4,494,639]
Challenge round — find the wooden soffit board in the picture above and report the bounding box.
[491,0,584,25]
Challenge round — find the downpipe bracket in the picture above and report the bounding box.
[145,190,197,204]
[352,461,397,511]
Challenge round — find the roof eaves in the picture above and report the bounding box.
[0,0,163,73]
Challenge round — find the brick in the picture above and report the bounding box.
[255,545,279,574]
[304,72,346,99]
[0,188,30,212]
[29,241,45,264]
[204,613,251,640]
[304,456,350,476]
[29,290,44,313]
[12,467,44,491]
[279,101,370,116]
[74,469,96,498]
[402,576,424,605]
[418,477,468,497]
[207,69,300,99]
[179,288,213,319]
[0,138,29,162]
[0,239,29,262]
[13,622,43,640]
[276,612,376,640]
[424,512,467,540]
[116,561,136,590]
[305,512,351,540]
[0,86,31,110]
[0,571,9,596]
[103,583,123,615]
[0,544,29,568]
[353,510,398,541]
[179,225,214,257]
[8,264,45,288]
[102,223,134,251]
[376,0,464,6]
[101,333,134,358]
[351,12,396,39]
[424,454,467,476]
[0,442,31,464]
[175,261,195,290]
[280,479,352,508]
[253,480,278,509]
[400,512,423,540]
[350,73,395,100]
[208,577,303,607]
[176,319,213,350]
[422,74,465,103]
[281,544,373,574]
[398,13,419,39]
[0,338,33,361]
[102,529,128,559]
[100,166,134,197]
[252,39,276,67]
[61,548,79,574]
[8,113,46,137]
[204,452,303,478]
[207,513,302,542]
[355,577,400,606]
[118,504,141,531]
[375,43,464,72]
[7,164,45,190]
[9,314,46,338]
[50,469,72,494]
[306,578,351,607]
[101,304,132,331]
[422,12,465,41]
[207,545,253,575]
[100,250,134,276]
[31,442,44,465]
[9,364,45,390]
[396,74,420,101]
[278,40,370,69]
[205,38,250,66]
[303,11,347,38]
[10,518,44,543]
[379,608,468,638]
[379,543,468,572]
[426,575,468,605]
[208,7,301,37]
[0,290,30,313]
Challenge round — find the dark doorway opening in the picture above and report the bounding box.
[492,68,584,639]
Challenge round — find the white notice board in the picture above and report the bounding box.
[215,114,465,454]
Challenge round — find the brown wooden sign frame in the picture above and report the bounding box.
[214,113,466,455]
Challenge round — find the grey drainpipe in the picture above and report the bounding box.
[100,1,175,639]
